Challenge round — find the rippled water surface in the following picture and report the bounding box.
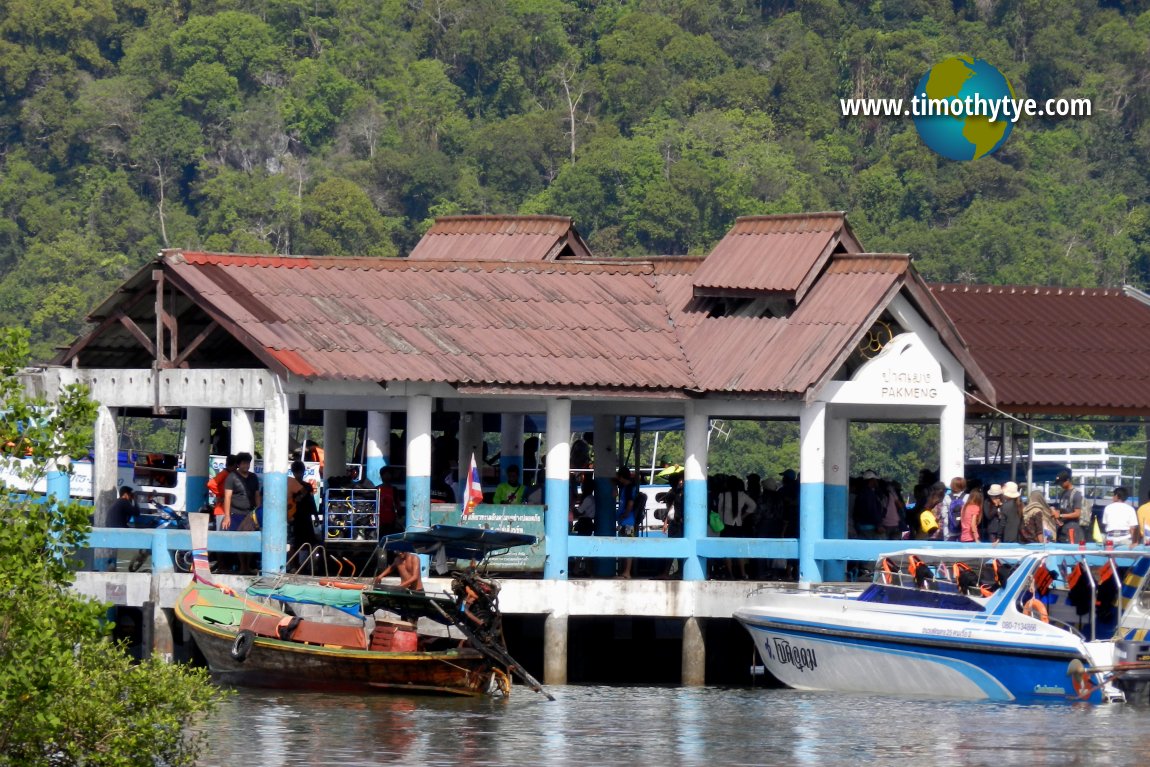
[194,684,1150,767]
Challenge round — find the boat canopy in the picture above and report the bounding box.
[247,581,366,618]
[380,524,537,561]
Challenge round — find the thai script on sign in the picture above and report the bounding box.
[769,638,818,672]
[922,627,972,638]
[880,370,938,401]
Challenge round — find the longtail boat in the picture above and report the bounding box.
[174,515,551,698]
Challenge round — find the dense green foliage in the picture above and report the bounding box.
[2,0,1150,361]
[0,328,219,767]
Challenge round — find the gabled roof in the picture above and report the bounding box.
[676,255,992,398]
[57,215,993,404]
[931,284,1150,415]
[691,212,862,302]
[406,215,592,262]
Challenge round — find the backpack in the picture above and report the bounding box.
[633,491,648,522]
[919,508,939,535]
[947,493,966,536]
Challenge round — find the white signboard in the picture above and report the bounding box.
[850,332,943,403]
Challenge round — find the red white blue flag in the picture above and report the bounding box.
[462,454,483,518]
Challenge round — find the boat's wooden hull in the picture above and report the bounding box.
[175,582,497,696]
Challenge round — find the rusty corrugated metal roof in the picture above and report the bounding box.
[680,255,908,392]
[691,212,862,300]
[406,215,592,261]
[930,284,1150,414]
[162,252,692,389]
[57,219,997,404]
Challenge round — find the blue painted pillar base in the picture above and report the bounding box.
[46,470,70,507]
[186,475,208,515]
[798,481,826,584]
[592,476,616,577]
[407,474,431,577]
[365,456,387,488]
[682,477,707,581]
[823,483,848,581]
[151,528,173,572]
[261,471,288,574]
[544,477,569,580]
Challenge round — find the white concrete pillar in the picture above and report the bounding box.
[683,402,708,582]
[798,402,827,585]
[323,409,348,479]
[92,405,119,570]
[262,386,291,573]
[184,407,211,514]
[229,408,254,455]
[940,394,966,487]
[500,414,524,482]
[365,410,390,486]
[823,414,849,582]
[544,398,571,580]
[406,394,433,536]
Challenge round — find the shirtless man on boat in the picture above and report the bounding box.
[374,551,423,591]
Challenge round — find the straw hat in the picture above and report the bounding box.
[987,483,1003,498]
[1003,481,1021,499]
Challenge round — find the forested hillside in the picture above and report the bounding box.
[2,0,1149,361]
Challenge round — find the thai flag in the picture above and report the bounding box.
[462,454,483,518]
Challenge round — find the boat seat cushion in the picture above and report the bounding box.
[240,610,367,650]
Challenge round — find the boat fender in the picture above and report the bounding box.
[277,616,303,640]
[231,629,256,662]
[1023,598,1049,623]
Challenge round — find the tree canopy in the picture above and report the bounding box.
[2,0,1150,361]
[0,327,219,767]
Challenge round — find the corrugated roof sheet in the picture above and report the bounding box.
[58,217,992,403]
[930,284,1150,413]
[406,215,591,261]
[164,253,692,389]
[691,212,861,299]
[680,256,908,392]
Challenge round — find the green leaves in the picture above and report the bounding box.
[0,328,219,767]
[2,0,1150,361]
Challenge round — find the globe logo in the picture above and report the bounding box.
[912,57,1016,161]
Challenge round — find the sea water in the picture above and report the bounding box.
[195,685,1148,767]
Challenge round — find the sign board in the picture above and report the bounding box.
[850,332,944,403]
[428,504,546,572]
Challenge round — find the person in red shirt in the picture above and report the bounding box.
[206,454,238,530]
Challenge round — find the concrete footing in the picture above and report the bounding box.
[681,617,706,686]
[543,612,568,684]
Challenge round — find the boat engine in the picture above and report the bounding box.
[1111,639,1150,705]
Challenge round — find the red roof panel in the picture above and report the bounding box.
[931,284,1150,412]
[691,213,861,296]
[407,215,584,262]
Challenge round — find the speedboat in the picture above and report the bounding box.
[734,547,1150,704]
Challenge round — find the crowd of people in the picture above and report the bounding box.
[857,468,1150,548]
